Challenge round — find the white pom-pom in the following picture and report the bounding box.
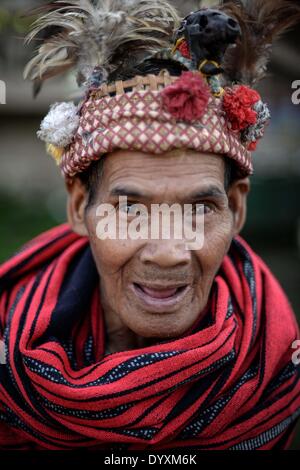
[37,102,80,147]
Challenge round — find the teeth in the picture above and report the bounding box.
[140,286,179,299]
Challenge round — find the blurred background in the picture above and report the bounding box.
[0,0,300,449]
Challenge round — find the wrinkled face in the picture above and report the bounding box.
[68,149,249,339]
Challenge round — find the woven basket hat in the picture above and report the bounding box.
[23,1,299,179]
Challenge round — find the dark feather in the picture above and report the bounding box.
[219,0,300,85]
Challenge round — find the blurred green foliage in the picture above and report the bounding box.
[0,8,35,34]
[0,190,61,262]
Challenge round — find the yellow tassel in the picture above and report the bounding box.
[46,143,64,165]
[213,87,225,98]
[171,37,185,54]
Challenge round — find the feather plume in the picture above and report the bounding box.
[24,0,180,95]
[219,0,300,85]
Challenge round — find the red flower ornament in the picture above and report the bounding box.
[177,40,191,59]
[222,85,260,131]
[161,71,210,122]
[247,141,258,151]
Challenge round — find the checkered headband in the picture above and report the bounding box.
[54,72,253,179]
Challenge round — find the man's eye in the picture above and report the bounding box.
[189,204,214,216]
[203,204,214,215]
[119,203,135,214]
[118,203,147,216]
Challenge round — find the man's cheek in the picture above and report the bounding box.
[91,238,143,276]
[204,217,233,256]
[91,240,124,274]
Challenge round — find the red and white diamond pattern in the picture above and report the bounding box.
[61,90,253,178]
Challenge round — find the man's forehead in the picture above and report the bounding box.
[101,149,226,193]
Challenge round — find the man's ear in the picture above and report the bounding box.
[227,177,250,236]
[65,178,89,236]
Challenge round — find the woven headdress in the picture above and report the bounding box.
[24,0,300,178]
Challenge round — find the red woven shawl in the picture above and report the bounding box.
[0,224,299,450]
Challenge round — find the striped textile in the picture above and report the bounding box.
[0,224,299,450]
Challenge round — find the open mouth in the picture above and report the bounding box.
[132,282,190,312]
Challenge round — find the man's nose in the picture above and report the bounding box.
[140,240,191,269]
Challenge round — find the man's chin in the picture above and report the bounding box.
[120,307,202,340]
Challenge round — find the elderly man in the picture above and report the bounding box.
[0,0,299,451]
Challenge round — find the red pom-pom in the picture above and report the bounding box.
[248,141,258,151]
[177,40,191,59]
[223,85,260,131]
[161,71,210,122]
